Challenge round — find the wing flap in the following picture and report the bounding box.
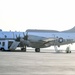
[42,38,55,42]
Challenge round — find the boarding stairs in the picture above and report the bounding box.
[9,41,20,50]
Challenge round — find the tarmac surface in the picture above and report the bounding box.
[0,49,75,75]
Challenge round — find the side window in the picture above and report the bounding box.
[2,42,5,46]
[0,42,1,45]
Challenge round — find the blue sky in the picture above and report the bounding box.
[0,0,75,31]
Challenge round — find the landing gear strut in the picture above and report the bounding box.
[21,46,26,52]
[35,48,40,52]
[66,46,71,53]
[21,48,26,52]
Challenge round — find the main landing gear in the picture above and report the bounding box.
[21,46,26,52]
[66,46,71,53]
[35,48,40,52]
[21,48,26,52]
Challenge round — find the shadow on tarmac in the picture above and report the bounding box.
[0,49,68,54]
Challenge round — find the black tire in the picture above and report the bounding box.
[21,48,26,52]
[1,48,5,51]
[66,51,68,53]
[66,50,71,53]
[35,48,40,52]
[69,51,71,53]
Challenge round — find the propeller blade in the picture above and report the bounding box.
[23,32,28,40]
[15,34,21,41]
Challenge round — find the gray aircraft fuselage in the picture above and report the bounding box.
[23,32,75,48]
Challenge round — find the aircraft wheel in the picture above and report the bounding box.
[35,48,40,52]
[21,48,26,52]
[1,48,5,51]
[66,50,71,53]
[66,51,69,53]
[69,51,71,53]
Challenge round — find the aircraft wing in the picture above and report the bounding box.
[38,38,56,45]
[41,38,56,42]
[27,36,57,48]
[24,35,57,48]
[28,35,56,44]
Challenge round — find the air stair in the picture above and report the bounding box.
[9,41,20,50]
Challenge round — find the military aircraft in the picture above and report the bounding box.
[10,26,75,53]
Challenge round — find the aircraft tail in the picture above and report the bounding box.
[62,26,75,32]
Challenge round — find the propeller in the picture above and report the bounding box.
[23,32,28,40]
[15,32,28,49]
[15,34,21,41]
[15,32,28,42]
[20,32,28,51]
